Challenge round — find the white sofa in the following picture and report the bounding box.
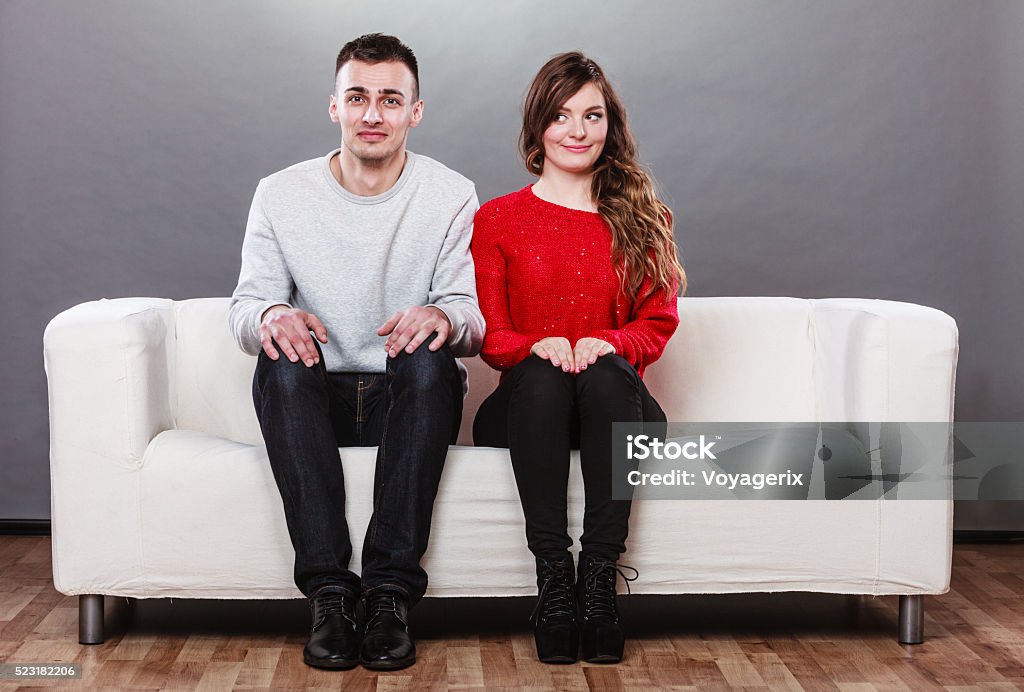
[43,296,958,645]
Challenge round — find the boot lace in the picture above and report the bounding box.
[530,557,576,625]
[580,557,638,622]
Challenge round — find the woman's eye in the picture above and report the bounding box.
[586,113,603,121]
[553,113,567,122]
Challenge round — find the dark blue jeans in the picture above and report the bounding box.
[473,354,666,560]
[252,338,462,604]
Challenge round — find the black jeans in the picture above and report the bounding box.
[473,354,666,560]
[252,338,463,604]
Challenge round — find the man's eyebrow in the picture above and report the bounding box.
[343,86,406,98]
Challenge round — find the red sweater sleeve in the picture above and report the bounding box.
[590,278,679,372]
[470,209,539,371]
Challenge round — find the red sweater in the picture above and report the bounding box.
[471,185,679,379]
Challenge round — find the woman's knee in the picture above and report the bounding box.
[509,355,574,393]
[575,354,639,396]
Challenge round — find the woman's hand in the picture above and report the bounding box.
[573,338,615,372]
[531,337,575,371]
[531,337,615,372]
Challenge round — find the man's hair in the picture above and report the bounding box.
[335,33,420,100]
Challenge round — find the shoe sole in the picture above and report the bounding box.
[359,655,416,671]
[539,654,578,664]
[582,653,623,664]
[303,653,359,670]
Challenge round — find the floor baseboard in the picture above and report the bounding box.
[953,530,1024,543]
[0,519,51,536]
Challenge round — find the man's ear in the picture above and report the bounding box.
[409,99,424,128]
[328,94,340,123]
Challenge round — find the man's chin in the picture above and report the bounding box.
[347,142,403,165]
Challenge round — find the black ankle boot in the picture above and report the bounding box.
[577,553,638,663]
[359,590,416,670]
[530,553,579,664]
[303,586,359,669]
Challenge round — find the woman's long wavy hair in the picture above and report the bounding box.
[521,52,686,300]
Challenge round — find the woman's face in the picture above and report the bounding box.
[541,82,608,177]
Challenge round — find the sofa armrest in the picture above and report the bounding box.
[44,297,175,594]
[45,298,176,466]
[809,299,957,593]
[808,299,958,423]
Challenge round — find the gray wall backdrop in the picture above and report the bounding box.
[2,0,1022,519]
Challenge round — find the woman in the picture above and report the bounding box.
[471,52,685,664]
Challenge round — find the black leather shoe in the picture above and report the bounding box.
[577,553,638,663]
[303,586,359,669]
[359,590,416,670]
[531,553,579,664]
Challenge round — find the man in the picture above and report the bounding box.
[228,33,484,671]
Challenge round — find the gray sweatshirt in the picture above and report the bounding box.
[228,149,485,392]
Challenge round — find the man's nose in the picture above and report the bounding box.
[363,103,382,124]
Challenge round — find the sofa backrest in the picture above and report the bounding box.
[172,296,810,446]
[169,296,958,446]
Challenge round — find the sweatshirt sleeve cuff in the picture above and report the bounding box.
[259,301,292,321]
[427,302,484,358]
[237,300,291,356]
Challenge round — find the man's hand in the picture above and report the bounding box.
[573,337,615,372]
[378,306,451,357]
[260,306,328,367]
[531,336,575,372]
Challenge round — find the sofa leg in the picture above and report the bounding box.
[79,594,104,644]
[898,594,924,644]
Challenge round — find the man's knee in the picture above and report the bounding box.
[254,340,326,399]
[388,339,457,393]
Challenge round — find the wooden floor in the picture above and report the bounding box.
[2,537,1023,690]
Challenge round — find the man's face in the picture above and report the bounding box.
[329,60,422,165]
